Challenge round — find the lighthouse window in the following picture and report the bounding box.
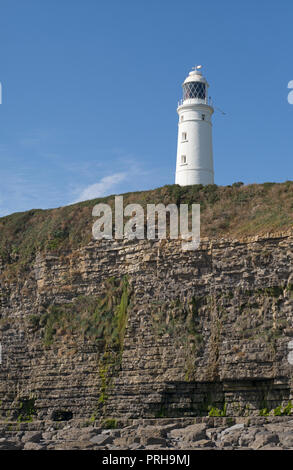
[181,155,187,164]
[181,116,184,122]
[182,132,187,141]
[202,114,205,120]
[183,81,206,100]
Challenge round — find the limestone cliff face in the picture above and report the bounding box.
[0,231,293,420]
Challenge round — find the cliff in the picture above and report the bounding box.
[0,182,293,422]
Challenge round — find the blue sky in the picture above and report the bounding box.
[0,0,292,216]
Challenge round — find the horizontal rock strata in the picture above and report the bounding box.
[0,232,293,420]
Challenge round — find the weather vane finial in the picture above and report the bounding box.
[192,65,203,71]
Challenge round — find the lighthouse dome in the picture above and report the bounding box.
[182,68,208,101]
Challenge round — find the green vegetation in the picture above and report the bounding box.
[208,403,227,417]
[154,406,168,418]
[28,276,130,349]
[16,398,36,422]
[151,297,204,381]
[27,276,131,420]
[101,418,118,429]
[234,285,289,344]
[259,408,270,417]
[1,181,293,278]
[273,401,293,416]
[259,401,292,417]
[151,297,203,340]
[259,286,284,298]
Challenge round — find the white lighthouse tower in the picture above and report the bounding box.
[175,66,214,186]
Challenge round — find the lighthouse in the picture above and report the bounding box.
[175,66,214,186]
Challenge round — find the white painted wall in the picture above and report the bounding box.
[175,70,214,186]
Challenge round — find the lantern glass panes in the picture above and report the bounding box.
[183,82,206,100]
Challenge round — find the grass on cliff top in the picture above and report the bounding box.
[0,181,292,271]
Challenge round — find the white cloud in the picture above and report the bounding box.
[74,172,127,203]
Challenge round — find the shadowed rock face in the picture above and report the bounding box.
[0,232,293,421]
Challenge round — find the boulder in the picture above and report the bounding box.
[191,439,215,448]
[239,429,258,447]
[144,436,167,446]
[90,434,113,445]
[220,423,245,436]
[278,432,293,449]
[217,430,242,448]
[251,432,279,450]
[21,432,42,443]
[183,424,208,442]
[23,442,45,451]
